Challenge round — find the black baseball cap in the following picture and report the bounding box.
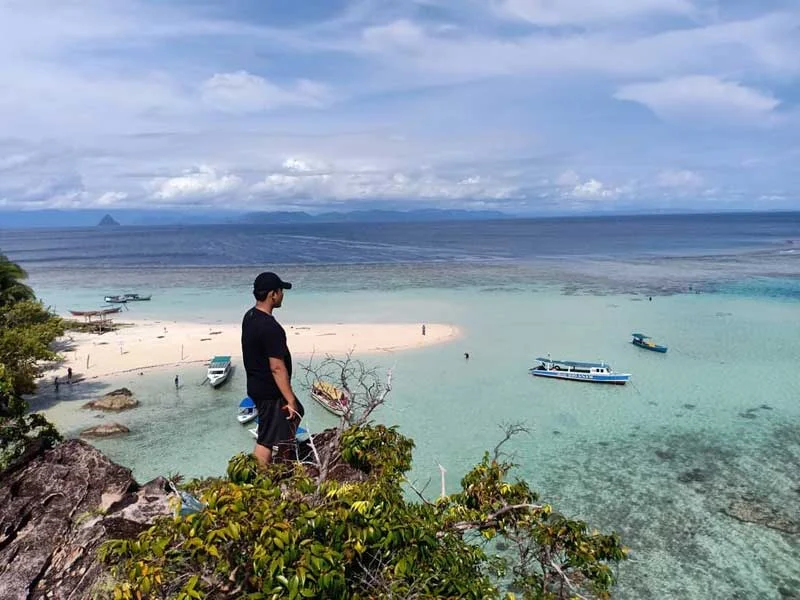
[253,272,292,292]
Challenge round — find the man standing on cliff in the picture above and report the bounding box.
[241,271,303,466]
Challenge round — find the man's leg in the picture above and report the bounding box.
[254,442,272,467]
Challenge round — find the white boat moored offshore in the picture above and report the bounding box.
[207,355,232,388]
[529,356,630,385]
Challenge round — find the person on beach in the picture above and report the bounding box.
[54,376,59,393]
[67,367,72,384]
[174,374,179,389]
[242,271,304,467]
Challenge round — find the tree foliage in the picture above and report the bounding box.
[0,252,63,470]
[0,254,34,308]
[100,355,627,600]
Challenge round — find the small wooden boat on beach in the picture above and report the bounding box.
[631,333,668,353]
[69,307,122,317]
[530,356,630,385]
[207,356,232,388]
[237,397,258,424]
[311,381,350,416]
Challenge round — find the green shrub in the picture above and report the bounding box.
[100,425,626,599]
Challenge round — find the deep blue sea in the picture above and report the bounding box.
[2,212,800,297]
[3,212,800,599]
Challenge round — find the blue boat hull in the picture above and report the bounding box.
[632,340,668,353]
[529,369,629,384]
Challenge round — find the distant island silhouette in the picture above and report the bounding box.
[98,214,120,227]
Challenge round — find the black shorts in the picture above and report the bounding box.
[253,396,305,449]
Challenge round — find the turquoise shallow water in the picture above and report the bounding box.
[27,282,800,599]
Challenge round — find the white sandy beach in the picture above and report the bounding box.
[49,318,459,381]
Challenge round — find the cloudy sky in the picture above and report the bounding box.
[0,0,798,215]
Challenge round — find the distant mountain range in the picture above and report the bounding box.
[0,208,508,229]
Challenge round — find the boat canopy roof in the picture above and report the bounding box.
[209,355,231,367]
[535,357,607,368]
[631,332,650,339]
[314,380,346,399]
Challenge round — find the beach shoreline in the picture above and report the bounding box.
[46,317,460,382]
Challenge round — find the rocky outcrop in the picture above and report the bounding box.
[0,439,174,600]
[722,497,799,535]
[80,423,130,438]
[82,388,139,412]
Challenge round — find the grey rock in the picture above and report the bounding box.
[0,439,174,600]
[80,423,130,438]
[82,388,138,412]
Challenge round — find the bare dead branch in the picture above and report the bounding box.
[549,560,590,600]
[406,476,435,506]
[493,421,531,462]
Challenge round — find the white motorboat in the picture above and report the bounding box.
[207,355,232,388]
[529,356,630,385]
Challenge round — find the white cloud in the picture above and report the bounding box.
[97,191,129,205]
[356,12,800,87]
[557,171,626,200]
[363,20,426,50]
[656,169,703,188]
[150,165,242,201]
[0,153,35,171]
[252,166,518,202]
[282,157,328,172]
[614,76,780,122]
[498,0,694,27]
[572,179,616,199]
[556,170,581,186]
[201,71,332,113]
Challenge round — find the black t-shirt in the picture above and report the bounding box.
[241,307,292,401]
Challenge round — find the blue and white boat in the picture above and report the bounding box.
[237,397,258,424]
[529,356,630,385]
[631,333,668,353]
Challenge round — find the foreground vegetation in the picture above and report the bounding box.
[0,253,63,470]
[100,358,627,599]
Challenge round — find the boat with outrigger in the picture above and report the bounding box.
[310,381,350,416]
[631,333,668,353]
[103,293,152,303]
[69,306,122,317]
[530,356,631,385]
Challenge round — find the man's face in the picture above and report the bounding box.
[271,288,284,308]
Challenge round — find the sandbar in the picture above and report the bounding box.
[48,318,459,381]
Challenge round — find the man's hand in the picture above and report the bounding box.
[283,399,301,420]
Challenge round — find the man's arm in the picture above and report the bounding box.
[269,357,298,413]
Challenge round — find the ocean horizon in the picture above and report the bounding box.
[4,212,800,599]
